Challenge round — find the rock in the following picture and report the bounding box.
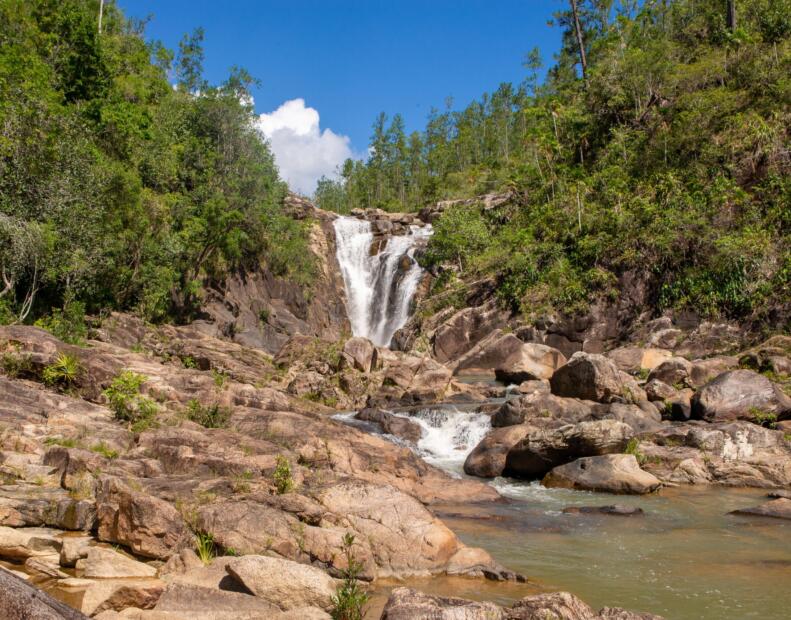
[156,548,204,580]
[432,303,509,364]
[72,577,165,616]
[225,555,336,611]
[340,337,376,372]
[691,370,791,423]
[504,420,634,479]
[153,582,279,616]
[492,392,592,428]
[25,555,70,578]
[688,356,739,388]
[665,388,694,421]
[644,379,677,402]
[78,547,157,579]
[0,566,87,620]
[543,455,662,494]
[494,343,567,384]
[59,535,93,567]
[464,425,532,478]
[0,484,96,530]
[550,352,646,404]
[96,477,192,560]
[602,402,663,434]
[607,347,672,374]
[380,587,504,620]
[646,357,692,387]
[731,498,791,520]
[354,408,422,443]
[380,588,663,620]
[163,556,250,593]
[768,489,791,499]
[562,505,644,516]
[0,526,62,559]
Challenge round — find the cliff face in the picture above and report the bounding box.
[197,197,350,354]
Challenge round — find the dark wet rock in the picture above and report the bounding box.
[731,497,791,520]
[550,352,646,404]
[504,420,634,479]
[562,505,644,516]
[543,454,662,495]
[464,425,533,478]
[354,408,422,443]
[691,369,791,423]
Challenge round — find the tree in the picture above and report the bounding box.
[176,27,206,93]
[570,0,589,82]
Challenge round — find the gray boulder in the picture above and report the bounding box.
[543,454,662,494]
[550,352,646,404]
[691,369,791,423]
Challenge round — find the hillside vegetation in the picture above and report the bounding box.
[316,0,790,327]
[0,0,313,329]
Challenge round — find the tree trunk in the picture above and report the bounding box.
[726,0,736,31]
[570,0,588,83]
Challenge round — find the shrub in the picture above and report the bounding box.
[195,532,215,565]
[625,437,647,465]
[331,533,369,620]
[90,442,119,459]
[185,399,231,428]
[103,370,158,428]
[1,351,33,378]
[750,407,778,429]
[34,299,88,345]
[273,455,294,494]
[42,353,82,389]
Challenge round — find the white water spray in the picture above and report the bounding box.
[333,216,431,347]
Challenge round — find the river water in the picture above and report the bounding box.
[344,405,791,619]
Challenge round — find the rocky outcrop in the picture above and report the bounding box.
[354,408,422,442]
[731,497,791,520]
[381,587,664,620]
[432,302,510,364]
[452,332,566,382]
[504,420,634,479]
[550,353,646,404]
[543,455,662,494]
[691,370,791,423]
[463,425,532,478]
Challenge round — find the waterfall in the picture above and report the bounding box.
[333,216,431,347]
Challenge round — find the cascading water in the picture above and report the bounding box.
[333,216,432,347]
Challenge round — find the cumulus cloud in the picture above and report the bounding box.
[256,98,355,196]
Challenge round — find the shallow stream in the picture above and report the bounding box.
[347,405,791,619]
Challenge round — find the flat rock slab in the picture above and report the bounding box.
[79,547,157,579]
[731,498,791,520]
[226,555,337,611]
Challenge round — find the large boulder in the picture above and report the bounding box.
[646,357,693,387]
[340,337,376,373]
[432,303,508,364]
[691,370,791,423]
[504,420,633,479]
[731,498,791,520]
[464,425,532,478]
[494,343,567,384]
[492,392,593,428]
[0,567,89,620]
[543,454,662,494]
[550,352,645,404]
[78,547,157,579]
[226,555,336,611]
[354,408,422,443]
[95,477,192,560]
[0,526,62,559]
[607,347,672,374]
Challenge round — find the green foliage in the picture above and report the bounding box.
[0,0,311,325]
[44,436,77,448]
[103,370,158,428]
[42,353,82,389]
[34,300,88,345]
[90,441,119,459]
[1,350,33,378]
[318,0,790,322]
[625,437,647,465]
[749,407,778,428]
[195,532,215,565]
[273,455,294,495]
[331,533,369,620]
[185,399,231,428]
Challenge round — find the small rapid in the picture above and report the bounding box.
[333,216,432,347]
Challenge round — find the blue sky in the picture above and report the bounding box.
[119,0,563,193]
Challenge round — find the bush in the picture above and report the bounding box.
[103,370,158,429]
[185,399,231,428]
[34,299,88,345]
[42,353,82,389]
[273,455,294,494]
[331,533,369,620]
[1,351,33,378]
[195,532,215,565]
[624,437,647,465]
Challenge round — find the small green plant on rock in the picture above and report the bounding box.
[1,350,33,378]
[331,532,369,620]
[42,353,82,389]
[195,532,215,565]
[44,436,77,448]
[749,407,777,429]
[273,455,294,494]
[185,399,231,428]
[103,370,158,430]
[625,438,647,465]
[90,442,119,459]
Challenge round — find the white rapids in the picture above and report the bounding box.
[333,216,432,347]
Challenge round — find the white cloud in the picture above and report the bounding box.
[256,98,355,196]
